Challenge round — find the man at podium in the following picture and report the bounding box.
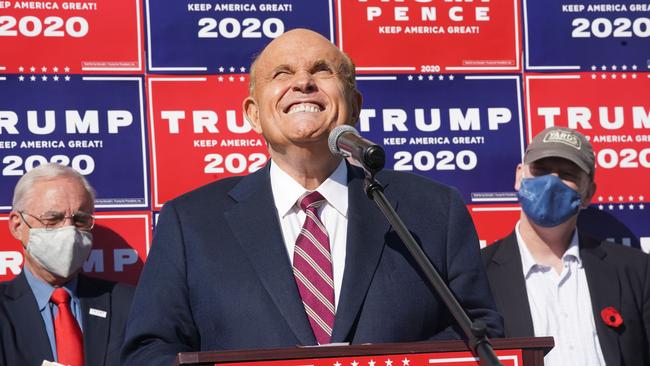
[122,28,503,366]
[482,127,650,365]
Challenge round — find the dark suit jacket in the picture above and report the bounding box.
[0,272,134,366]
[482,231,650,366]
[122,163,503,366]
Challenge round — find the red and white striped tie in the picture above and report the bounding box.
[292,191,335,345]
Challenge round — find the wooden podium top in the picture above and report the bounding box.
[175,337,554,366]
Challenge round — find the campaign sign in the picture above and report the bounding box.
[0,215,22,282]
[336,0,520,73]
[0,0,144,73]
[356,74,524,203]
[215,349,523,366]
[525,73,650,203]
[148,75,269,209]
[468,204,521,248]
[0,75,148,210]
[524,0,650,71]
[0,213,150,284]
[146,0,334,73]
[579,205,650,254]
[82,212,151,285]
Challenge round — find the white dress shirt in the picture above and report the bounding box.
[270,159,348,310]
[515,222,606,366]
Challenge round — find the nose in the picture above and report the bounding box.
[291,70,317,93]
[59,215,76,228]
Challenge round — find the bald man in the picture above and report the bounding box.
[122,29,502,365]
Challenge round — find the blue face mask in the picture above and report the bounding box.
[517,174,582,227]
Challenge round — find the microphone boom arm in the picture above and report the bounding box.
[363,175,502,366]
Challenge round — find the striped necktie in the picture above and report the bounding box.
[292,191,335,344]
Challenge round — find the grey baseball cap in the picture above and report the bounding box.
[524,126,595,176]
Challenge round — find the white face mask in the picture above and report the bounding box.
[25,226,93,278]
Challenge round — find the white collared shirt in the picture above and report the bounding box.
[515,222,606,366]
[270,159,348,310]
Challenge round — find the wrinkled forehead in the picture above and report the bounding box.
[25,177,93,212]
[255,32,345,74]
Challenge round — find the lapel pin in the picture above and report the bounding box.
[89,308,108,318]
[600,306,623,328]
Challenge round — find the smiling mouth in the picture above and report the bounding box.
[286,102,324,115]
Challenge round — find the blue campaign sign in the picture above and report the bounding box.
[356,74,524,204]
[0,75,148,210]
[524,0,650,71]
[146,0,334,73]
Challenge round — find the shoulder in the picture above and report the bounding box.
[78,274,135,301]
[377,169,454,192]
[583,234,649,266]
[481,232,517,266]
[374,169,460,205]
[168,174,246,207]
[0,273,30,300]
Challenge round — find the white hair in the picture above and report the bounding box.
[11,163,96,211]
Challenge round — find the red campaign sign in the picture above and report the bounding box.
[216,349,522,366]
[335,0,520,73]
[0,0,143,74]
[148,75,269,209]
[525,73,650,204]
[468,204,520,248]
[83,212,151,285]
[0,212,150,285]
[0,215,23,281]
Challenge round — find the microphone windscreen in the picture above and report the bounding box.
[328,125,359,155]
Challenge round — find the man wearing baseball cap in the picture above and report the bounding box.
[482,126,650,366]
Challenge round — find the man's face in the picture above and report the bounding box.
[244,29,360,152]
[9,176,94,247]
[515,157,596,208]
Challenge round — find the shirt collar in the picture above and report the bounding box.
[514,221,582,278]
[563,230,582,267]
[514,221,538,278]
[23,265,78,311]
[270,159,348,218]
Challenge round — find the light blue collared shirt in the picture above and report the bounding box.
[23,266,84,362]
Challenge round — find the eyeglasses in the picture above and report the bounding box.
[19,211,95,231]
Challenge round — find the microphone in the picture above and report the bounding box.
[328,125,385,174]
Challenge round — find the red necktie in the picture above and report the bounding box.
[50,288,84,366]
[292,191,335,344]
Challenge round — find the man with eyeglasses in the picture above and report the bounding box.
[0,163,134,366]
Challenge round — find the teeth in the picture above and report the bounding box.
[288,103,321,114]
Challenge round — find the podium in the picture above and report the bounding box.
[174,337,553,366]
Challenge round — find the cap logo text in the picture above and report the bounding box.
[542,130,581,150]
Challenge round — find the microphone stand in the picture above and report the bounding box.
[362,171,502,366]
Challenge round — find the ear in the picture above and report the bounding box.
[350,89,362,123]
[8,211,26,243]
[581,181,597,208]
[514,163,524,191]
[243,96,262,134]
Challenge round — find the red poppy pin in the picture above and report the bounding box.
[600,306,623,328]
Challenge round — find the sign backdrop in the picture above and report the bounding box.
[1,0,648,283]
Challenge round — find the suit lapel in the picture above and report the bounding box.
[581,236,622,366]
[78,275,110,366]
[331,167,391,342]
[488,233,535,337]
[3,273,54,363]
[224,166,316,345]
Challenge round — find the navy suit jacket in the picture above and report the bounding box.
[0,272,134,366]
[482,231,650,366]
[122,164,503,366]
